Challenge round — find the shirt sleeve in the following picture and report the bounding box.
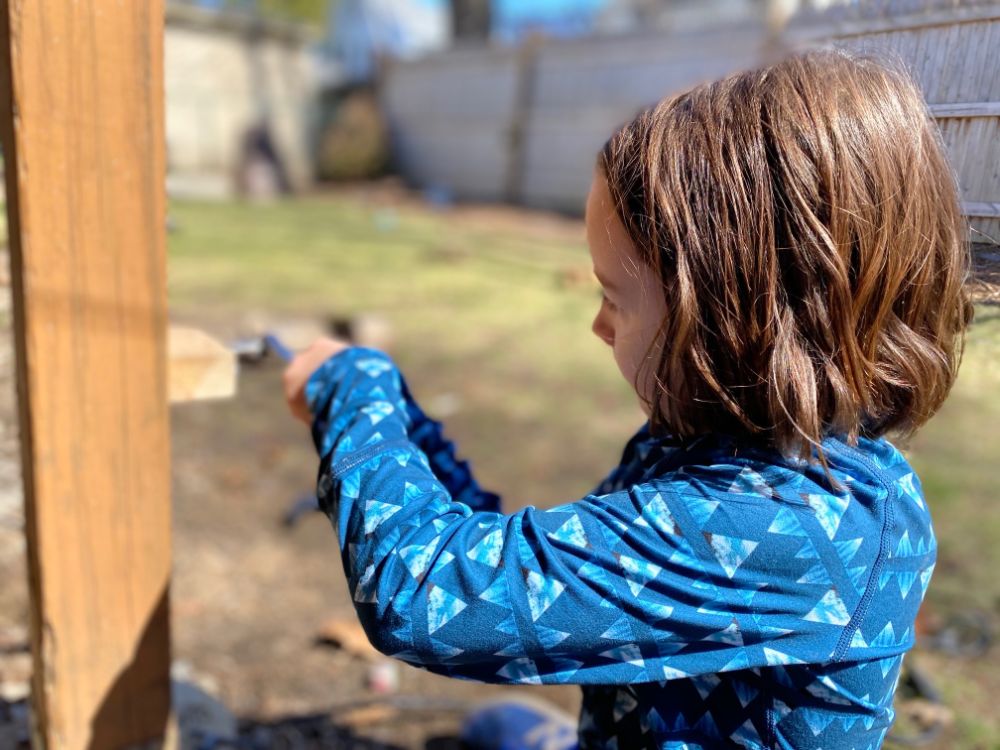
[306,347,873,685]
[310,352,500,513]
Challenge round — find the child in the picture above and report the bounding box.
[284,49,972,749]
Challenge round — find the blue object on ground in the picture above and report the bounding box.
[461,695,578,750]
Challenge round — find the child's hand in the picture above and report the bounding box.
[283,337,352,424]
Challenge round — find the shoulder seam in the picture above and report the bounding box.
[832,461,897,661]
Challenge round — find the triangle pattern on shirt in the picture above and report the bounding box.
[535,625,571,650]
[341,471,362,500]
[646,602,675,621]
[322,351,937,750]
[763,648,806,666]
[600,643,645,668]
[496,657,541,684]
[850,627,869,649]
[686,496,721,527]
[496,614,519,636]
[767,506,809,537]
[547,513,590,549]
[701,619,744,646]
[427,585,467,633]
[721,650,751,672]
[618,555,663,597]
[429,638,464,659]
[870,622,909,649]
[479,575,511,608]
[732,681,759,709]
[354,357,393,377]
[797,562,834,586]
[525,569,566,622]
[549,657,584,683]
[803,588,852,626]
[640,492,677,536]
[399,535,441,580]
[601,614,636,641]
[613,689,639,722]
[805,492,851,540]
[896,531,916,558]
[361,400,394,425]
[467,527,504,567]
[354,564,378,604]
[732,718,763,746]
[728,467,774,497]
[692,710,723,740]
[898,472,925,510]
[576,560,617,608]
[431,550,455,575]
[364,499,402,534]
[794,535,819,560]
[802,708,837,737]
[834,537,865,568]
[704,533,759,579]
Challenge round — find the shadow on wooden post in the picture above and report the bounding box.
[89,588,172,750]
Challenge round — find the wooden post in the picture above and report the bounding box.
[0,2,172,748]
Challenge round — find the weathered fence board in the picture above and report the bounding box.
[824,9,1000,241]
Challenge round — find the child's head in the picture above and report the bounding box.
[586,48,973,459]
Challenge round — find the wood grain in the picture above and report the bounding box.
[0,2,172,747]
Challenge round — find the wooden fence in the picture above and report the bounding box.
[381,1,1000,244]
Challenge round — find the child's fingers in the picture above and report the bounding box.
[282,337,352,424]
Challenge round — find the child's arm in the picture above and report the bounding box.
[311,357,500,513]
[396,377,501,513]
[306,347,893,684]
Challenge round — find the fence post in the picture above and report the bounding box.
[0,2,173,747]
[506,36,543,205]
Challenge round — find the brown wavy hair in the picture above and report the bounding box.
[598,49,973,460]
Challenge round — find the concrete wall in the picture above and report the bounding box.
[165,5,318,197]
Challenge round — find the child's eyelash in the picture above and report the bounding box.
[600,291,617,309]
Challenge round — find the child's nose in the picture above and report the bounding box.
[592,314,614,347]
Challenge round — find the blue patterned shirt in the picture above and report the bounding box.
[306,347,935,750]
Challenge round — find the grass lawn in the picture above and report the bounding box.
[168,191,1000,748]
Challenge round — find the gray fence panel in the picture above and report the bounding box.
[381,4,1000,242]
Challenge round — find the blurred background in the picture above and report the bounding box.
[1,0,998,747]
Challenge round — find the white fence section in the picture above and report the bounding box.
[381,1,1000,244]
[381,46,522,202]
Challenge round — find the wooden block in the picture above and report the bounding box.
[0,2,173,748]
[169,326,237,403]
